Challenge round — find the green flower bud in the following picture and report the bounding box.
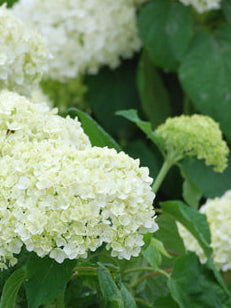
[155,114,229,172]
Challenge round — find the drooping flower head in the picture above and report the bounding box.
[0,141,158,268]
[178,0,221,13]
[12,0,141,81]
[155,114,229,172]
[0,5,47,95]
[0,90,91,154]
[177,190,231,271]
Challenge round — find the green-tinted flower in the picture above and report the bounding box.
[40,76,88,115]
[155,114,229,172]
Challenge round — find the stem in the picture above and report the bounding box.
[123,267,155,274]
[152,160,173,194]
[129,268,172,288]
[134,297,152,308]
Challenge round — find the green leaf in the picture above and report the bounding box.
[222,0,231,24]
[143,238,171,271]
[168,253,231,308]
[69,108,121,151]
[120,284,136,308]
[137,51,171,127]
[86,60,139,139]
[167,3,194,60]
[160,200,212,258]
[0,0,18,7]
[179,25,231,141]
[138,0,193,71]
[182,155,231,198]
[116,109,165,153]
[25,253,76,308]
[154,294,178,307]
[142,240,162,271]
[1,268,26,308]
[155,215,185,255]
[97,263,121,305]
[124,139,162,180]
[180,165,202,209]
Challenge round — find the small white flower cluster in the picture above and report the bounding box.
[177,191,231,271]
[0,91,157,268]
[0,5,47,95]
[12,0,141,81]
[179,0,221,13]
[0,90,90,154]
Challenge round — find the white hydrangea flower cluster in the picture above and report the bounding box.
[0,5,47,95]
[12,0,141,81]
[0,90,90,154]
[0,90,157,268]
[177,191,231,271]
[179,0,221,13]
[0,141,157,268]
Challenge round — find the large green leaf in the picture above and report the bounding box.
[154,294,178,307]
[25,253,76,308]
[116,109,165,153]
[168,253,231,308]
[137,51,171,127]
[97,263,121,306]
[155,215,185,255]
[179,25,231,141]
[86,60,139,139]
[179,165,202,209]
[143,238,171,271]
[120,284,136,308]
[69,108,121,151]
[160,200,212,257]
[222,0,231,24]
[181,155,231,198]
[138,0,193,70]
[124,139,161,180]
[1,268,26,308]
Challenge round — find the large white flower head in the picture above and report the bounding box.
[0,5,47,95]
[0,141,157,268]
[12,0,141,81]
[0,90,90,154]
[177,191,231,271]
[178,0,221,13]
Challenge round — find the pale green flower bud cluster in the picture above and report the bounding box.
[12,0,141,82]
[177,191,231,271]
[155,114,229,172]
[0,5,47,95]
[179,0,221,13]
[0,91,157,268]
[40,77,88,115]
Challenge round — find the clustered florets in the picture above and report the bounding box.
[155,114,229,172]
[177,191,231,271]
[0,5,47,95]
[12,0,141,81]
[179,0,221,13]
[0,91,158,269]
